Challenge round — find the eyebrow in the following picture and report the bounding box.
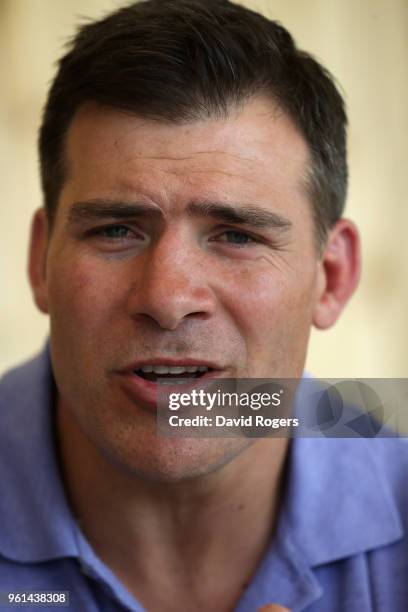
[187,200,292,230]
[67,198,292,232]
[67,200,163,224]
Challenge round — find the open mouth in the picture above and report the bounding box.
[118,363,223,410]
[133,365,212,383]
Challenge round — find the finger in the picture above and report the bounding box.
[257,605,290,612]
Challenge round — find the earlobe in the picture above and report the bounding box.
[313,219,361,330]
[28,208,50,314]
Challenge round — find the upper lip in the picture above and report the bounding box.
[120,358,223,373]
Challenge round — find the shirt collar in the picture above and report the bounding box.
[283,435,403,567]
[238,387,404,610]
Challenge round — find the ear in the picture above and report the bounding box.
[28,208,50,314]
[313,219,361,330]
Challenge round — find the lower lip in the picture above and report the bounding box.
[116,370,224,412]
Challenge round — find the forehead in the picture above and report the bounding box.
[60,97,310,214]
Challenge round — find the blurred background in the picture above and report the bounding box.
[1,0,407,378]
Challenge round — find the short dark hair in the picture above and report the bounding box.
[39,0,348,245]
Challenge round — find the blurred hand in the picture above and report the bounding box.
[257,605,290,612]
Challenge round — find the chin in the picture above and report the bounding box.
[103,435,253,484]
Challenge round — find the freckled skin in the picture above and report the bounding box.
[39,97,323,481]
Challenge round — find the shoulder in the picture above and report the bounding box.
[0,347,51,409]
[368,436,408,507]
[0,346,53,459]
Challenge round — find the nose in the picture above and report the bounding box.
[126,231,217,330]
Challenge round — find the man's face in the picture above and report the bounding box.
[36,97,325,480]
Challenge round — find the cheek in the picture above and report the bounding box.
[47,258,124,336]
[220,259,317,373]
[224,261,314,332]
[47,259,131,398]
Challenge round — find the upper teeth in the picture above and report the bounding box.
[138,365,209,374]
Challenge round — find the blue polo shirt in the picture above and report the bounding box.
[1,348,408,611]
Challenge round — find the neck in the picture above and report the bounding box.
[56,400,289,610]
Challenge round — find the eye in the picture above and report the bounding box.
[97,225,132,239]
[85,223,147,250]
[88,224,146,243]
[217,230,257,247]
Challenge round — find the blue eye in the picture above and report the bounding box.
[99,225,130,238]
[221,230,254,245]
